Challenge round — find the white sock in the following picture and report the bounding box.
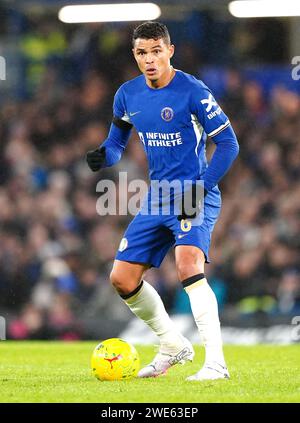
[122,280,184,351]
[184,276,226,366]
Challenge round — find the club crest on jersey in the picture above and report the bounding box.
[161,107,174,122]
[118,237,128,252]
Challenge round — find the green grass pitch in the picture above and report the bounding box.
[0,341,299,403]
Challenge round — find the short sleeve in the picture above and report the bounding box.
[191,82,230,138]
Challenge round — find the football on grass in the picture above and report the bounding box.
[91,338,140,381]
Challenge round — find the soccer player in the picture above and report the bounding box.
[86,22,239,380]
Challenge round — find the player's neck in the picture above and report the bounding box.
[146,66,175,89]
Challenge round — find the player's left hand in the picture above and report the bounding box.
[177,184,207,220]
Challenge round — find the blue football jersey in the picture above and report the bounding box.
[113,69,230,183]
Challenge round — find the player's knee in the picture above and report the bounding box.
[176,247,205,281]
[109,269,125,292]
[176,255,202,281]
[177,263,199,282]
[109,269,136,295]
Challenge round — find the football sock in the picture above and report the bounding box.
[121,280,184,350]
[183,273,226,366]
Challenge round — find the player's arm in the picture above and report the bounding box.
[193,86,239,193]
[86,119,132,171]
[177,124,239,220]
[203,124,239,193]
[86,86,133,172]
[178,86,239,220]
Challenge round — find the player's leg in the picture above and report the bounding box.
[111,205,197,376]
[110,259,148,295]
[175,244,229,381]
[110,259,194,377]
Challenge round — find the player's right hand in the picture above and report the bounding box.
[86,146,106,172]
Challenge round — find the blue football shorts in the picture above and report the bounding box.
[115,188,221,267]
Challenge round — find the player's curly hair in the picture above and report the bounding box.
[132,21,171,46]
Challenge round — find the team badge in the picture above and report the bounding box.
[118,237,128,252]
[161,107,174,122]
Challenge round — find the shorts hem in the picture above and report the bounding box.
[115,257,157,268]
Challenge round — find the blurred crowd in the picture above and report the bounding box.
[0,18,299,340]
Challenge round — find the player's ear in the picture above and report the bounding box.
[169,44,175,59]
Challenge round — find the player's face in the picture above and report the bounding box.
[133,38,174,87]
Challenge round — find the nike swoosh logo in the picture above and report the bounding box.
[129,111,141,116]
[178,234,188,239]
